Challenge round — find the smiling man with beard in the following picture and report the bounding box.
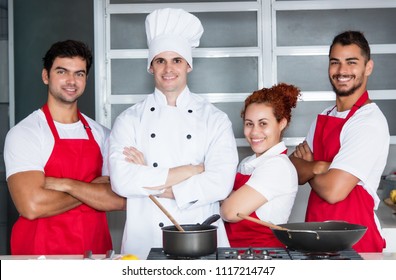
[290,31,390,253]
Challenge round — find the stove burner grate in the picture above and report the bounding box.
[146,248,217,260]
[146,247,363,260]
[218,247,290,260]
[288,249,363,260]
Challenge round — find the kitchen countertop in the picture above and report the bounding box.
[0,254,113,260]
[1,188,394,261]
[360,252,396,260]
[1,252,396,260]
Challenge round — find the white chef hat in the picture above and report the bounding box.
[145,8,204,73]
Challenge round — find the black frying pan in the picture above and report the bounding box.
[271,221,367,252]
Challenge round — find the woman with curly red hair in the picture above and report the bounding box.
[221,83,301,247]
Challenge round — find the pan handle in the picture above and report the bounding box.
[323,220,348,223]
[286,230,320,240]
[201,214,221,225]
[237,213,289,231]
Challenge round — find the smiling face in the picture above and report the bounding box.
[42,56,87,105]
[243,103,287,157]
[328,43,373,97]
[149,51,191,100]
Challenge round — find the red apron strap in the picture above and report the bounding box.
[42,104,60,141]
[77,111,95,140]
[346,91,369,119]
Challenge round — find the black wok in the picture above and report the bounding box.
[271,221,367,252]
[161,214,220,257]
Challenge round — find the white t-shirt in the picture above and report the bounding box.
[305,102,389,209]
[4,109,110,180]
[239,142,298,225]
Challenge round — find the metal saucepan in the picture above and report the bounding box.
[271,221,367,252]
[161,214,220,257]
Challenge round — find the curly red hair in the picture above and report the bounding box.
[241,83,301,126]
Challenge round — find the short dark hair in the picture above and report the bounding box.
[329,31,371,62]
[42,40,93,75]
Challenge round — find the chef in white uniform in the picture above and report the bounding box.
[109,8,239,259]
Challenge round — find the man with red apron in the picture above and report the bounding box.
[290,31,389,253]
[10,104,112,255]
[5,40,125,255]
[306,91,385,252]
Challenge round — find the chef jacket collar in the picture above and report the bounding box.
[242,141,288,172]
[153,86,191,108]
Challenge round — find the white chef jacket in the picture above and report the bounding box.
[109,86,238,259]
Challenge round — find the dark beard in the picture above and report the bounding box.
[57,95,80,104]
[330,75,363,97]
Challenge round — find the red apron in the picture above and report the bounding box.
[225,150,287,248]
[11,104,112,255]
[306,91,385,252]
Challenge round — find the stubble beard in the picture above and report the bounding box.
[51,91,81,105]
[330,75,364,97]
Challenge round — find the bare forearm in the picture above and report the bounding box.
[14,190,80,219]
[289,155,316,185]
[7,171,81,219]
[30,192,81,219]
[309,169,359,204]
[308,174,334,202]
[46,177,126,211]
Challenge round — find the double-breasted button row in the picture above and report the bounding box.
[150,133,193,140]
[149,106,194,168]
[149,107,193,113]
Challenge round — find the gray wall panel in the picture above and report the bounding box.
[13,0,95,123]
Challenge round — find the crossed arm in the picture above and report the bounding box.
[123,146,204,199]
[8,171,126,220]
[290,141,359,204]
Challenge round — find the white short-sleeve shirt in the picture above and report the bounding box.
[4,109,110,179]
[239,141,298,225]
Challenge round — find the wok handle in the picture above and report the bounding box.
[237,213,288,231]
[149,195,185,232]
[286,230,320,240]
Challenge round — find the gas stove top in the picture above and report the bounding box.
[147,247,363,260]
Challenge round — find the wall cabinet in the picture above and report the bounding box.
[95,0,396,146]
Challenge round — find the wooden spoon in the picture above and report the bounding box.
[149,195,185,232]
[237,213,289,231]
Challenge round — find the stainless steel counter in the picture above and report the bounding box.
[360,252,396,260]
